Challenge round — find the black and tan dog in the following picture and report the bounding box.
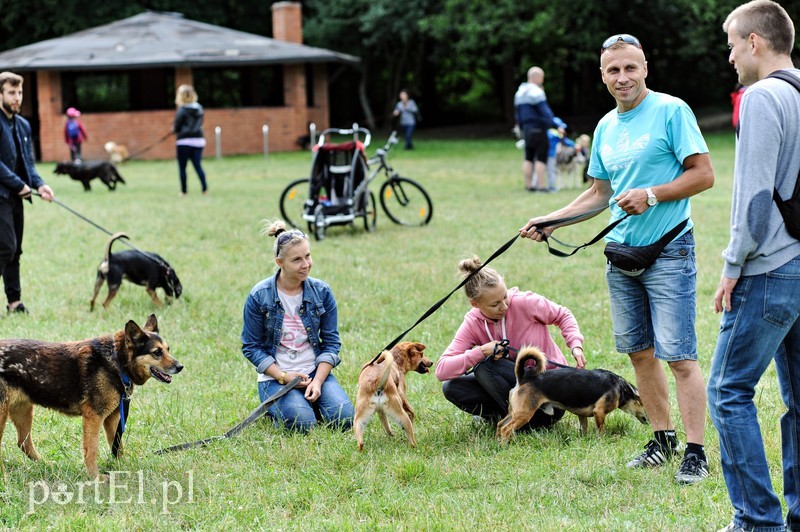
[0,314,182,478]
[496,346,648,444]
[54,161,126,191]
[354,342,432,451]
[90,232,182,311]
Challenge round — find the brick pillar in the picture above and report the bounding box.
[175,67,193,93]
[35,71,63,162]
[271,2,303,43]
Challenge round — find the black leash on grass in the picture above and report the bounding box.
[154,377,302,454]
[32,191,179,294]
[123,131,173,161]
[367,205,617,366]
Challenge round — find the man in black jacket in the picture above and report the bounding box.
[0,71,54,314]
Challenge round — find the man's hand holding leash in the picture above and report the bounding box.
[519,179,614,241]
[614,188,652,215]
[20,184,54,202]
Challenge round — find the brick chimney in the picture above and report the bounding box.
[271,2,303,44]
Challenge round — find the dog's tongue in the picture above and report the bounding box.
[150,367,173,383]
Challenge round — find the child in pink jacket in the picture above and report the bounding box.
[436,256,586,428]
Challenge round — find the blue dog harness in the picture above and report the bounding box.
[112,350,133,458]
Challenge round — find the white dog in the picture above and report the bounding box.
[104,142,130,164]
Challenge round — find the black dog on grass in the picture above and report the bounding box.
[90,232,182,311]
[54,161,126,191]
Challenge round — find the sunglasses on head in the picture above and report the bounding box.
[601,34,642,54]
[276,229,307,254]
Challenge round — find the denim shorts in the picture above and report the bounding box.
[605,231,697,362]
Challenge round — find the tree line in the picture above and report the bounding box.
[2,0,797,132]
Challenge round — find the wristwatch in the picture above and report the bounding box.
[645,187,658,207]
[278,371,286,385]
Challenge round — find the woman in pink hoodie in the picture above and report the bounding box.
[436,256,586,428]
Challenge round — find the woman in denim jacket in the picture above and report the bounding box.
[241,220,354,432]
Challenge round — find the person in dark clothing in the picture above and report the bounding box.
[0,72,55,315]
[172,85,208,196]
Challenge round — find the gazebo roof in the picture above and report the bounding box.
[0,11,359,71]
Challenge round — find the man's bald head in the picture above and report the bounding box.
[527,67,544,85]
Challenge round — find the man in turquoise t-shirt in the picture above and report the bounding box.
[520,34,715,485]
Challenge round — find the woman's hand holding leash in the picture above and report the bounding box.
[479,341,508,360]
[285,371,311,389]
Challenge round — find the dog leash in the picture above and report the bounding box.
[534,206,627,258]
[154,377,301,454]
[112,370,133,458]
[123,131,173,161]
[367,206,614,366]
[32,191,179,295]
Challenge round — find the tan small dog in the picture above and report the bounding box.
[354,342,432,451]
[104,141,130,164]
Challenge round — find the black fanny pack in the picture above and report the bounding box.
[603,219,688,276]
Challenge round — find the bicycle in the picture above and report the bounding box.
[279,128,433,240]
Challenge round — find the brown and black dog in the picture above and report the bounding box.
[0,314,182,478]
[496,346,648,444]
[354,341,432,451]
[90,232,182,311]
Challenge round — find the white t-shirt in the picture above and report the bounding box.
[257,289,317,382]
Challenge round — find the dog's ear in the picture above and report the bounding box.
[412,342,427,353]
[143,313,159,333]
[627,382,640,397]
[125,319,146,343]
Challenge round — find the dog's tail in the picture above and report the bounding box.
[104,231,130,261]
[376,351,394,393]
[514,346,547,383]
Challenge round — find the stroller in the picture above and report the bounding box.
[279,125,433,239]
[297,125,374,240]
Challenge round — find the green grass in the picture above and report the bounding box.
[0,131,783,529]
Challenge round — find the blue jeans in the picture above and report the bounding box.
[176,145,207,193]
[606,231,698,361]
[708,256,800,531]
[403,124,415,149]
[258,371,354,433]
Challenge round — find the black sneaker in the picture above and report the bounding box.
[675,453,709,484]
[626,439,679,468]
[7,302,28,314]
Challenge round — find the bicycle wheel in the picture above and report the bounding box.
[312,204,326,241]
[379,176,433,226]
[279,178,311,229]
[360,191,377,232]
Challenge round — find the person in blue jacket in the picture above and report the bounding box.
[241,220,354,432]
[514,67,564,191]
[0,72,55,315]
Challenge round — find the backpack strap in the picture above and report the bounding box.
[766,71,800,204]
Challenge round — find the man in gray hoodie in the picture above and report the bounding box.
[708,2,800,531]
